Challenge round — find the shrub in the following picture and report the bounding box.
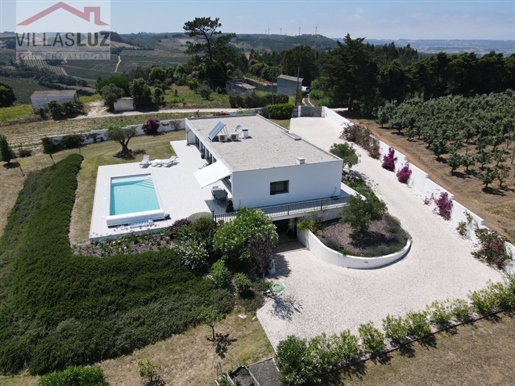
[468,283,502,315]
[382,315,409,344]
[233,273,252,297]
[214,208,278,268]
[340,194,387,233]
[169,218,191,240]
[41,137,60,154]
[297,216,318,232]
[211,261,232,289]
[137,359,158,383]
[333,329,359,361]
[450,298,472,322]
[197,83,212,100]
[367,138,381,159]
[0,134,15,164]
[143,117,160,135]
[472,228,512,268]
[396,163,412,183]
[175,239,208,269]
[38,366,108,386]
[427,300,453,328]
[276,335,315,386]
[265,103,294,120]
[434,192,453,220]
[382,147,397,171]
[60,134,82,149]
[406,311,431,338]
[330,143,360,169]
[358,322,385,354]
[456,221,468,237]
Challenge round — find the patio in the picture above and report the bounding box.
[89,140,230,241]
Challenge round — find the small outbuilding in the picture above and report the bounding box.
[226,79,256,94]
[113,97,135,112]
[30,90,78,112]
[276,74,303,96]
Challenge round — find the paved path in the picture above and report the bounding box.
[73,108,241,120]
[257,117,502,349]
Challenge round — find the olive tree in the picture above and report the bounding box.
[106,126,137,158]
[340,194,387,233]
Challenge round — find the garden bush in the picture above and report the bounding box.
[143,117,160,135]
[427,301,453,328]
[405,311,432,338]
[472,228,512,268]
[0,155,233,375]
[396,163,412,183]
[382,147,397,171]
[265,103,294,120]
[233,273,252,297]
[175,239,208,269]
[434,192,453,220]
[38,366,108,386]
[211,261,232,289]
[228,92,288,108]
[382,315,409,344]
[168,218,191,240]
[358,322,385,353]
[450,298,472,322]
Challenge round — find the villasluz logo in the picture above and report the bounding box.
[16,1,111,60]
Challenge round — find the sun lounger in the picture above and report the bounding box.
[163,155,177,167]
[150,159,163,167]
[139,154,150,168]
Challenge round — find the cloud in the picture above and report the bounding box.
[356,7,364,14]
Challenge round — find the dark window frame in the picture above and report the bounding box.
[270,180,289,195]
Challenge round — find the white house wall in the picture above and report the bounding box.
[231,161,343,210]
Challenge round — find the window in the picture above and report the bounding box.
[270,180,289,195]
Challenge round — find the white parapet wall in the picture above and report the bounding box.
[321,106,514,259]
[298,228,411,269]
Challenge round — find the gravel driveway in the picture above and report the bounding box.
[257,117,502,349]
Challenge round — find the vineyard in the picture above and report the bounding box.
[22,58,67,76]
[0,76,52,104]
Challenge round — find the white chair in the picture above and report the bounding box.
[151,159,163,167]
[163,155,177,167]
[139,154,150,168]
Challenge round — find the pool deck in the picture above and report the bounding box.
[89,140,229,241]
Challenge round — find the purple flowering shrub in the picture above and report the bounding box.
[396,163,412,183]
[382,147,397,171]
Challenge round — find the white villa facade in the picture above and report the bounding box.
[186,114,346,217]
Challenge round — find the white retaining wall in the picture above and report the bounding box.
[298,229,411,269]
[322,107,514,258]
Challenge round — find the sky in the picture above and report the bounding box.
[1,0,514,40]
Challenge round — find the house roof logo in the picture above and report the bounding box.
[17,1,109,26]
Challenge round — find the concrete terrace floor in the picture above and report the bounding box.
[89,140,228,241]
[257,117,503,349]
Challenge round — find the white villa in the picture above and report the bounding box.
[89,114,351,241]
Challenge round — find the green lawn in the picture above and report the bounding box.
[164,85,231,108]
[0,104,34,122]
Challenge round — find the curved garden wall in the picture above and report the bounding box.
[297,229,411,269]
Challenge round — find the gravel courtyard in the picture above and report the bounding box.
[257,117,503,349]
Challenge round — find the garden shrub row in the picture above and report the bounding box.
[0,155,233,375]
[228,92,289,108]
[276,277,515,385]
[263,103,294,120]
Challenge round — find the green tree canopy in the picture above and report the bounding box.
[131,78,153,109]
[330,143,360,169]
[106,126,137,157]
[0,82,16,107]
[100,83,124,110]
[213,208,278,268]
[96,75,130,96]
[340,194,387,233]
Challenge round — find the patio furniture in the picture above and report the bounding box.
[150,159,163,167]
[163,155,177,167]
[211,186,227,204]
[139,154,150,168]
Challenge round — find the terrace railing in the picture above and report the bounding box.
[213,196,347,223]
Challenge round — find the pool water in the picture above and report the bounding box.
[110,174,160,216]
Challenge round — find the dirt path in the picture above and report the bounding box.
[348,115,515,242]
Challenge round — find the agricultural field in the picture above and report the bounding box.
[164,85,231,108]
[0,76,51,104]
[0,105,34,122]
[22,58,67,75]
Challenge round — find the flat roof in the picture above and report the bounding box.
[31,90,77,98]
[187,115,340,172]
[277,74,304,82]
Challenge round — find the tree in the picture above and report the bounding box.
[131,78,152,109]
[0,134,15,164]
[47,100,63,119]
[477,166,496,190]
[196,83,212,100]
[152,87,164,106]
[183,17,235,63]
[198,306,223,341]
[137,359,158,384]
[323,34,379,109]
[0,82,16,107]
[340,194,387,233]
[248,234,278,279]
[214,208,279,268]
[101,83,124,109]
[96,75,130,95]
[447,151,462,173]
[106,126,136,157]
[330,143,360,169]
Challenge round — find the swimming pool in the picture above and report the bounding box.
[107,174,165,226]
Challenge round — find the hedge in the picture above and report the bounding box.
[228,92,289,108]
[265,103,294,120]
[0,154,233,375]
